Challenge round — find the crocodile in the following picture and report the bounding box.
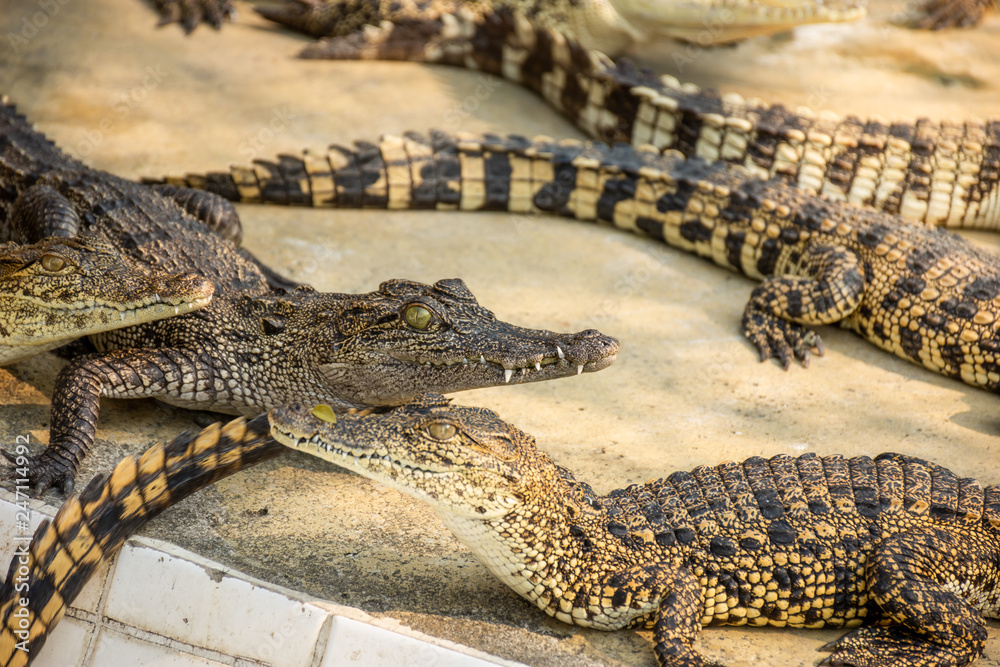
[6,398,997,666]
[266,5,1000,230]
[269,395,1000,667]
[156,130,1000,394]
[0,231,213,365]
[0,99,619,494]
[146,0,865,45]
[254,0,866,55]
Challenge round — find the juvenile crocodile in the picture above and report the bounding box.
[255,0,865,55]
[269,395,1000,667]
[157,130,1000,394]
[278,7,1000,230]
[0,99,618,494]
[7,398,997,666]
[0,232,213,365]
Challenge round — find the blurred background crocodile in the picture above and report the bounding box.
[151,0,867,47]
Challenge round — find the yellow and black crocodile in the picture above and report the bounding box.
[5,397,1000,665]
[270,395,1000,667]
[156,131,1000,393]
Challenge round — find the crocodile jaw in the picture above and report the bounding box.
[270,400,520,519]
[317,345,618,406]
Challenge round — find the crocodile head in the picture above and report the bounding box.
[270,393,552,520]
[0,231,214,363]
[302,278,619,408]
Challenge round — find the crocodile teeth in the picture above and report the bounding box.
[557,346,565,360]
[504,368,513,383]
[480,355,486,364]
[576,364,583,375]
[535,362,541,371]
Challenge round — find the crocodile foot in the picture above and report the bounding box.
[152,0,235,33]
[2,445,77,496]
[741,310,825,370]
[819,628,969,667]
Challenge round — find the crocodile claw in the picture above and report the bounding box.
[2,446,76,496]
[741,309,824,369]
[818,627,967,667]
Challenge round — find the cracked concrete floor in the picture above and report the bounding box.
[0,0,999,664]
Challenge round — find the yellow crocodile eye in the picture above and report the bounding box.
[311,404,337,424]
[404,304,433,330]
[40,254,67,272]
[427,422,457,440]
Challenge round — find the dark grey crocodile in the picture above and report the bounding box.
[0,98,618,494]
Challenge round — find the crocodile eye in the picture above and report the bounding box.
[404,304,433,330]
[40,254,67,272]
[311,404,337,424]
[427,422,457,440]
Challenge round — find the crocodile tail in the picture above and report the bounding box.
[0,414,282,666]
[285,7,1000,230]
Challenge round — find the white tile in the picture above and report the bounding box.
[31,615,92,667]
[0,494,50,559]
[104,544,326,667]
[86,628,229,667]
[69,557,113,615]
[320,616,499,667]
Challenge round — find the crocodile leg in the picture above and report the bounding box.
[649,567,724,667]
[147,184,244,245]
[0,415,280,666]
[34,348,227,495]
[742,243,865,369]
[4,185,80,243]
[150,0,234,32]
[822,529,994,667]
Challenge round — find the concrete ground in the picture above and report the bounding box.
[0,0,999,664]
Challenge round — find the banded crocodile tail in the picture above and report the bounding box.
[286,8,1000,230]
[0,414,281,666]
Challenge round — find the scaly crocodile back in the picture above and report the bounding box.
[462,450,1000,631]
